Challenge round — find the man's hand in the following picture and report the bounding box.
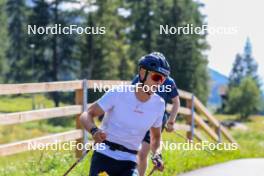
[151,153,164,171]
[165,119,175,132]
[92,130,107,143]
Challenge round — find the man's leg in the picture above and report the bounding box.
[137,112,168,176]
[120,160,138,176]
[137,141,150,176]
[137,131,151,176]
[89,152,117,176]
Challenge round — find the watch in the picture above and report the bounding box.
[90,126,99,136]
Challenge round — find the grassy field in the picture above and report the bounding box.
[0,96,264,176]
[0,94,56,113]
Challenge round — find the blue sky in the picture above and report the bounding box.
[199,0,264,89]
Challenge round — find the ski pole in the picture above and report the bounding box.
[63,146,92,176]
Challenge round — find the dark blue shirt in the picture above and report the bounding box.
[131,75,179,103]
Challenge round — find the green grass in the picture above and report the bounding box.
[1,96,264,175]
[1,116,264,176]
[0,94,55,113]
[0,95,73,144]
[0,121,74,144]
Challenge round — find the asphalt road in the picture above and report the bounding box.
[178,158,264,176]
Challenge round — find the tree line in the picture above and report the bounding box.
[0,0,263,119]
[0,0,209,106]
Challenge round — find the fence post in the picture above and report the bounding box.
[82,79,88,154]
[216,124,222,143]
[186,95,195,141]
[75,85,84,158]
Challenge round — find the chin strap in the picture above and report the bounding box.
[139,69,149,86]
[139,70,152,96]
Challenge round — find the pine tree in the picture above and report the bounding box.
[77,6,102,80]
[6,0,29,83]
[229,38,260,87]
[116,0,135,80]
[128,0,157,52]
[243,38,259,85]
[0,0,8,83]
[47,0,79,106]
[127,0,162,63]
[28,0,51,82]
[169,0,209,104]
[225,38,262,116]
[229,54,244,87]
[78,0,134,80]
[128,0,209,103]
[26,0,78,106]
[94,0,127,80]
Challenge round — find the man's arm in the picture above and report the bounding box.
[166,96,180,132]
[80,103,106,143]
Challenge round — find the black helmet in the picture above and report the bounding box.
[138,52,170,77]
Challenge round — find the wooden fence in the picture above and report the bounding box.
[0,80,237,157]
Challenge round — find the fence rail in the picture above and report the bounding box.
[0,105,82,125]
[0,81,82,95]
[0,130,83,156]
[0,80,237,157]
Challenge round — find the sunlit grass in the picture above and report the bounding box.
[0,94,56,113]
[0,96,264,175]
[1,116,264,176]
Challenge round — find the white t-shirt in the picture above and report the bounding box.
[96,85,165,162]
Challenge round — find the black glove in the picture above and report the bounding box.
[151,153,164,171]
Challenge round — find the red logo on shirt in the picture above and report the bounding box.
[134,109,144,114]
[134,105,144,114]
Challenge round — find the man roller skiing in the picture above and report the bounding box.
[81,52,171,176]
[132,52,180,176]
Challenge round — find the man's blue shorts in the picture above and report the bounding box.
[89,151,138,176]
